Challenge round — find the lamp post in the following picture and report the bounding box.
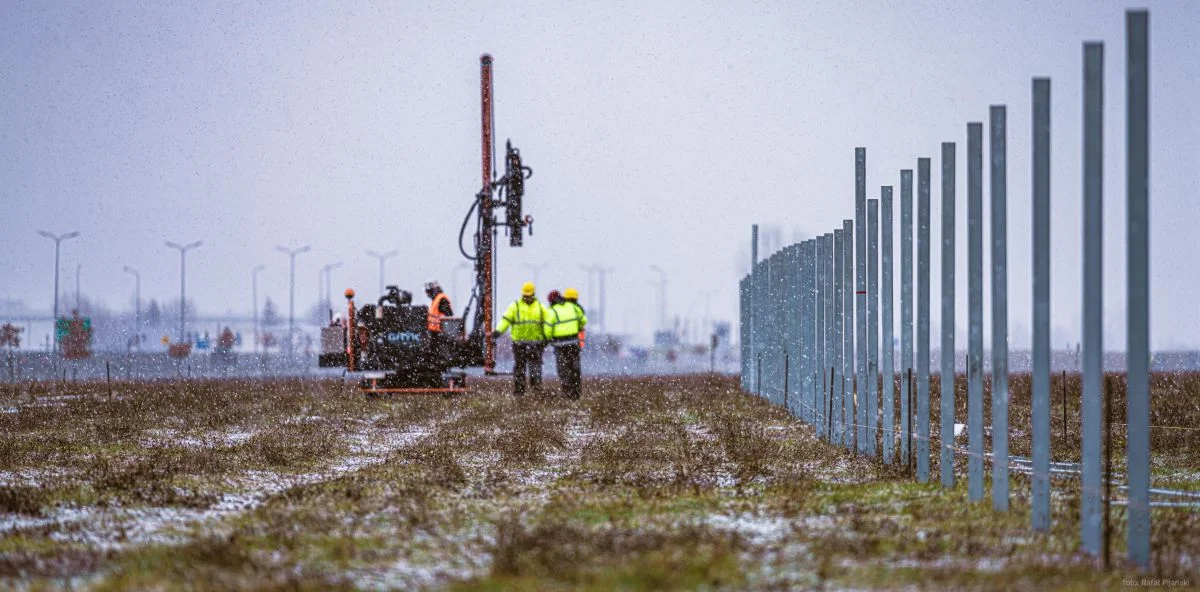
[523,262,551,288]
[276,245,310,357]
[123,265,140,350]
[579,264,612,333]
[165,240,202,343]
[702,289,714,342]
[595,266,613,333]
[650,265,668,333]
[74,263,81,310]
[36,230,80,355]
[366,250,398,295]
[252,265,265,354]
[579,264,598,304]
[320,262,343,318]
[452,262,472,304]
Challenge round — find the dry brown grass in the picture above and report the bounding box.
[485,511,748,589]
[868,371,1200,474]
[0,374,1194,589]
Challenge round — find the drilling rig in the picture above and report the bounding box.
[318,54,534,395]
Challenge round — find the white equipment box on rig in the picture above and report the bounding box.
[318,54,535,396]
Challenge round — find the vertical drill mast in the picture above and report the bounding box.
[480,54,496,373]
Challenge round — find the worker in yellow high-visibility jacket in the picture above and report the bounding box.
[544,289,587,400]
[564,287,586,349]
[492,282,547,396]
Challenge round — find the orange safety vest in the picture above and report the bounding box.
[427,293,450,332]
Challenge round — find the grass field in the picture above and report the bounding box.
[0,375,1196,590]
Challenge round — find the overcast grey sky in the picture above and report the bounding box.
[2,0,1197,348]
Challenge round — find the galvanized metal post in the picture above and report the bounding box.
[760,256,769,398]
[917,158,932,483]
[776,249,787,407]
[755,257,766,398]
[825,233,835,439]
[1082,41,1104,557]
[817,236,825,432]
[799,241,809,418]
[833,229,846,446]
[1031,76,1052,533]
[783,247,795,410]
[941,141,957,489]
[751,225,759,394]
[991,105,1010,511]
[868,198,880,457]
[795,243,806,418]
[856,148,868,456]
[968,122,985,502]
[778,249,787,405]
[793,243,803,413]
[900,170,914,462]
[799,242,809,421]
[844,219,855,453]
[741,275,750,392]
[827,232,836,440]
[806,242,816,422]
[1126,10,1150,568]
[816,236,826,433]
[752,225,759,266]
[784,247,794,407]
[809,240,819,424]
[882,186,895,464]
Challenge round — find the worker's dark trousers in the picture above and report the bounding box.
[512,341,544,395]
[553,341,582,400]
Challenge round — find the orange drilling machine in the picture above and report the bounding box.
[319,54,534,395]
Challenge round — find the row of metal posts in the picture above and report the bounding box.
[737,10,1150,569]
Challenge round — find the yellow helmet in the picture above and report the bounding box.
[522,282,536,296]
[564,287,579,300]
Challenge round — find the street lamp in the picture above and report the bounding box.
[522,261,551,288]
[75,263,82,310]
[650,265,668,333]
[452,262,472,303]
[252,265,265,354]
[36,229,80,355]
[366,250,398,295]
[320,262,343,317]
[579,264,613,333]
[123,265,140,350]
[165,240,202,343]
[276,244,310,357]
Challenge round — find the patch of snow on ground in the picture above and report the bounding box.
[0,467,75,487]
[706,513,794,543]
[0,423,438,550]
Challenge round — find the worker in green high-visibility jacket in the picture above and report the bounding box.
[492,282,547,396]
[544,289,587,400]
